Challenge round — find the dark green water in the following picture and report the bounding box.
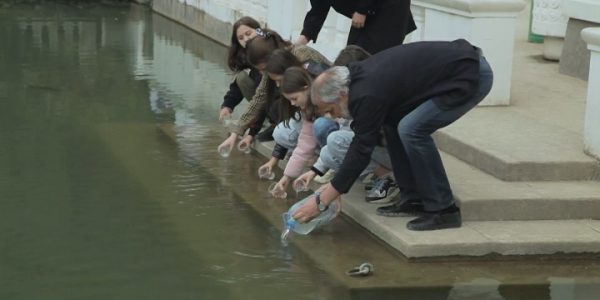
[2,2,600,300]
[0,3,340,299]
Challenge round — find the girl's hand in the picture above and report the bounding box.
[293,170,316,192]
[276,176,290,191]
[268,176,290,199]
[219,107,232,121]
[258,157,279,179]
[217,133,237,157]
[237,135,254,153]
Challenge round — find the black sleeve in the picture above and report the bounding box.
[221,80,244,111]
[300,0,332,42]
[330,96,386,193]
[310,166,325,177]
[355,0,379,15]
[271,143,289,160]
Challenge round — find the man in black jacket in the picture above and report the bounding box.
[296,0,416,54]
[292,39,494,231]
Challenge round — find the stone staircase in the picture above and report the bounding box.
[436,109,600,222]
[254,6,600,257]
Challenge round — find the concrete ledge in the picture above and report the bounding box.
[253,138,600,257]
[435,109,600,181]
[415,0,526,16]
[443,152,600,221]
[343,183,600,258]
[151,0,233,46]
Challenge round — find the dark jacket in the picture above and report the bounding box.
[330,39,481,193]
[301,0,416,54]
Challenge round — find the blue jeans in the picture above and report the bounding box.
[313,117,340,148]
[385,56,494,211]
[273,115,339,150]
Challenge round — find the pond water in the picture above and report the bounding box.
[1,2,600,300]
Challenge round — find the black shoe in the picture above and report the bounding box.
[376,199,425,217]
[256,125,275,142]
[406,210,462,231]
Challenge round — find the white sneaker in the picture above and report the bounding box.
[314,170,335,184]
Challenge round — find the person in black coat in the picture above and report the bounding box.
[296,0,416,54]
[291,39,494,231]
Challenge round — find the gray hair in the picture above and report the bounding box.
[311,66,350,104]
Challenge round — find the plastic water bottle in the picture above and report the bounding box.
[280,195,339,243]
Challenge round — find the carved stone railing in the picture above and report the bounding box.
[581,27,600,160]
[532,0,568,60]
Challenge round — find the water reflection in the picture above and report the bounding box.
[3,2,600,300]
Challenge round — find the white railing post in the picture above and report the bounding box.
[581,27,600,159]
[412,0,527,106]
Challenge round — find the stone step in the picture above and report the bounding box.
[435,107,600,181]
[254,141,600,222]
[342,182,600,258]
[443,152,600,221]
[252,139,600,258]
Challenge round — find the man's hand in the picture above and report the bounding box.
[293,183,341,223]
[295,35,310,45]
[351,12,366,28]
[291,193,320,223]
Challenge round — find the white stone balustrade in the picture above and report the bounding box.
[532,0,568,60]
[153,0,526,106]
[559,0,600,79]
[581,27,600,160]
[410,0,526,106]
[267,0,526,106]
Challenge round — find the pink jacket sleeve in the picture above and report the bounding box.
[283,119,317,178]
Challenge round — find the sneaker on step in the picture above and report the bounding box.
[365,176,397,203]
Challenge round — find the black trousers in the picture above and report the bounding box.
[347,0,416,54]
